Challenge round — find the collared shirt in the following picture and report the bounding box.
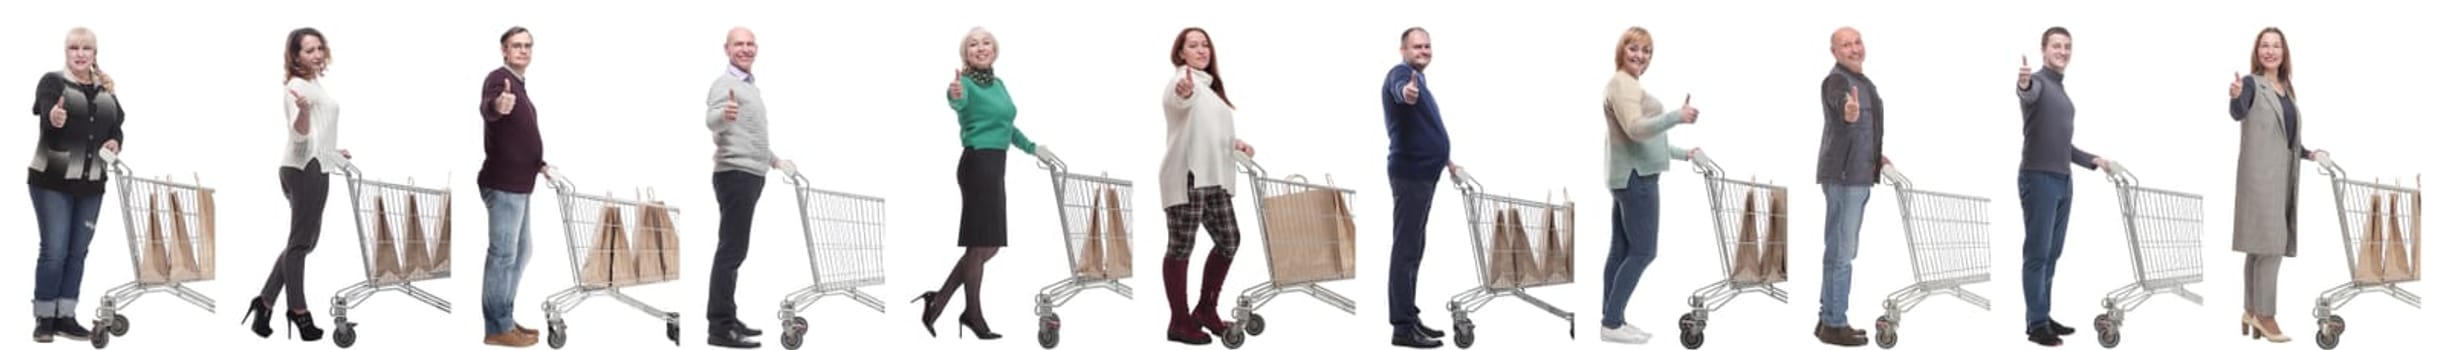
[729,64,754,84]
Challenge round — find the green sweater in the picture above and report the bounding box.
[948,76,1037,154]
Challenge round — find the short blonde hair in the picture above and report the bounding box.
[1615,27,1652,72]
[961,27,996,69]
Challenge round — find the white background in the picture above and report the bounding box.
[3,0,2437,349]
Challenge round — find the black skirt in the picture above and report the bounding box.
[956,148,1009,247]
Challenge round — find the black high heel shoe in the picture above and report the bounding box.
[910,292,943,337]
[286,311,325,342]
[958,312,1001,340]
[239,297,273,338]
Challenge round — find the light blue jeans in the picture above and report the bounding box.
[31,185,105,318]
[1818,184,1872,326]
[480,188,535,334]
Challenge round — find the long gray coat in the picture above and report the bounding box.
[2230,74,2302,257]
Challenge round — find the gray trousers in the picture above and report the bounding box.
[2243,253,2283,315]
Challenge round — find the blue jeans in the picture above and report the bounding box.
[31,186,105,318]
[1818,184,1871,326]
[1386,176,1438,332]
[480,188,536,334]
[1600,175,1660,328]
[2016,171,2072,329]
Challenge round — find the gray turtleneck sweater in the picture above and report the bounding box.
[2015,67,2096,174]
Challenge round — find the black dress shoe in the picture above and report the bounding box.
[708,329,762,349]
[1414,323,1446,338]
[731,320,764,337]
[1391,330,1444,348]
[51,317,91,341]
[32,317,55,343]
[2048,319,2076,336]
[2028,327,2064,346]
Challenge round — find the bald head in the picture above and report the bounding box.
[1830,27,1865,73]
[726,27,758,72]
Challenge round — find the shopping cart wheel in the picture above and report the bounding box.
[2093,314,2120,348]
[109,314,129,336]
[88,321,109,349]
[1037,315,1060,349]
[665,322,681,345]
[2315,315,2344,350]
[1243,313,1266,336]
[546,321,568,349]
[1873,316,1898,349]
[1677,312,1704,349]
[781,316,807,350]
[333,320,358,348]
[1452,320,1476,349]
[1220,321,1246,349]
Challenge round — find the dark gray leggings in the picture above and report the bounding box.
[260,160,328,312]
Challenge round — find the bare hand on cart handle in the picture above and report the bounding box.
[1843,86,1861,123]
[494,78,518,115]
[102,140,119,154]
[2092,155,2112,173]
[1175,67,1196,98]
[1688,147,1703,160]
[48,96,67,127]
[1233,139,1254,158]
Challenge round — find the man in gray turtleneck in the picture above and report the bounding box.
[2013,26,2112,347]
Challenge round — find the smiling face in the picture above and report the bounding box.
[2255,31,2286,74]
[726,27,758,72]
[1617,29,1653,77]
[1400,29,1432,70]
[1180,30,1212,70]
[296,35,327,76]
[2042,33,2071,71]
[963,29,998,70]
[65,30,96,74]
[1831,27,1865,72]
[502,31,533,70]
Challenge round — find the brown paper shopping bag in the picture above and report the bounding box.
[2354,195,2388,283]
[165,192,202,281]
[2384,194,2414,281]
[137,193,172,284]
[580,207,635,287]
[1763,187,1791,282]
[632,203,681,283]
[1260,184,1355,284]
[1077,186,1110,278]
[1485,209,1518,288]
[196,187,217,279]
[1539,203,1574,283]
[401,196,433,279]
[431,194,451,274]
[1732,192,1765,282]
[371,197,406,283]
[1506,208,1545,286]
[1100,187,1133,278]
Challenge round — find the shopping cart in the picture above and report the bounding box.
[88,154,217,349]
[539,167,683,349]
[1218,154,1361,349]
[772,168,887,350]
[2090,164,2205,348]
[1443,167,1575,349]
[1869,165,1994,349]
[1675,152,1793,350]
[327,159,456,348]
[1031,152,1137,349]
[2308,156,2421,350]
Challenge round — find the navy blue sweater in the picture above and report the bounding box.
[1380,62,1449,181]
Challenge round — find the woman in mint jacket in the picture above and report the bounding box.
[1596,27,1702,345]
[913,27,1052,341]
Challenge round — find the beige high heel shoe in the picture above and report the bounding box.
[2241,314,2292,343]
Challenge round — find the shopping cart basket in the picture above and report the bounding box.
[1031,152,1137,349]
[327,159,455,348]
[2090,163,2205,348]
[1218,154,1361,349]
[772,168,887,350]
[1870,165,1994,349]
[88,154,217,349]
[539,167,683,349]
[2308,156,2421,350]
[1676,152,1794,349]
[1443,167,1575,349]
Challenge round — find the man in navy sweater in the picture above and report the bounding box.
[1382,26,1458,349]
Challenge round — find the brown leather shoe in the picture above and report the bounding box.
[1815,322,1868,347]
[515,324,538,337]
[485,331,539,347]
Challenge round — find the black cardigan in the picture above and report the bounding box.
[29,71,125,194]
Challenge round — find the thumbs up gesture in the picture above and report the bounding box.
[2017,55,2034,90]
[494,78,519,115]
[1400,70,1421,104]
[1174,67,1196,98]
[48,96,67,127]
[1843,85,1861,123]
[948,67,967,100]
[722,89,740,122]
[2229,71,2245,99]
[1679,94,1700,124]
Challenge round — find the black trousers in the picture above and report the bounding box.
[706,170,765,328]
[260,160,328,311]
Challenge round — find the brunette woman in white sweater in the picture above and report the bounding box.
[1158,27,1256,345]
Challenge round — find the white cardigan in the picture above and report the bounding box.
[1158,66,1241,207]
[281,78,342,172]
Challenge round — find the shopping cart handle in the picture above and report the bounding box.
[1879,164,1913,189]
[1689,150,1722,177]
[2314,153,2343,178]
[543,165,575,192]
[1034,148,1068,172]
[1449,165,1482,193]
[2103,161,2138,186]
[331,156,363,179]
[1233,151,1266,178]
[99,149,130,176]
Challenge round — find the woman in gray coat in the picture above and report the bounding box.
[2224,26,2326,344]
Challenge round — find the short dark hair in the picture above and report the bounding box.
[501,26,531,47]
[1400,27,1429,43]
[2040,26,2071,48]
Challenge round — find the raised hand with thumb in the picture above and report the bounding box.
[494,78,519,115]
[949,68,967,100]
[1175,66,1196,98]
[2018,55,2034,90]
[49,96,68,127]
[1843,85,1861,123]
[2229,71,2245,99]
[723,89,740,122]
[1680,93,1700,124]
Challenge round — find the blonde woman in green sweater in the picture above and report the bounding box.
[914,27,1052,341]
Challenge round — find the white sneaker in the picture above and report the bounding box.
[1601,324,1652,344]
